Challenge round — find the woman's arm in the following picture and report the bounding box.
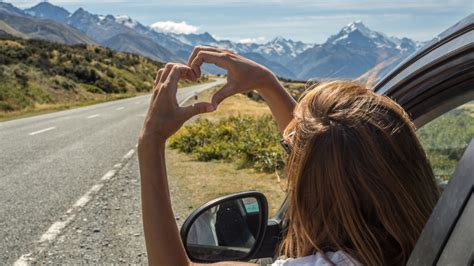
[187,46,296,132]
[138,63,256,265]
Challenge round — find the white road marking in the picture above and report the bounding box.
[14,254,31,265]
[87,114,100,119]
[116,107,125,110]
[73,184,104,208]
[123,149,135,160]
[101,170,116,181]
[28,127,56,136]
[14,148,137,265]
[38,215,76,243]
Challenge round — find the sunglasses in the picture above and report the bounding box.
[280,131,296,155]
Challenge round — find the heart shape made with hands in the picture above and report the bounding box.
[156,63,227,113]
[182,46,272,110]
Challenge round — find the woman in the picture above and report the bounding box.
[138,46,440,265]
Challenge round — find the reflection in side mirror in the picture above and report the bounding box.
[180,191,268,263]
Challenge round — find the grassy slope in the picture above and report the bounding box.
[0,21,29,39]
[0,35,207,121]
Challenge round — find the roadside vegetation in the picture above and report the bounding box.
[417,103,474,181]
[169,115,285,172]
[0,35,207,121]
[167,87,286,215]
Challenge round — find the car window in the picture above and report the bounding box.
[417,101,474,182]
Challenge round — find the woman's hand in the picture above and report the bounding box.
[187,46,278,107]
[139,63,214,145]
[188,46,296,132]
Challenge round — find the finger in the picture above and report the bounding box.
[163,63,195,81]
[154,69,164,88]
[190,51,230,78]
[176,63,196,81]
[188,46,235,66]
[159,63,174,84]
[165,64,193,96]
[180,102,215,121]
[210,83,235,107]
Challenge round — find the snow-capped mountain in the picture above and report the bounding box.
[5,2,423,81]
[327,21,418,53]
[289,21,418,80]
[254,36,313,65]
[164,32,312,75]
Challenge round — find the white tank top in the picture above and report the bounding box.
[271,251,361,266]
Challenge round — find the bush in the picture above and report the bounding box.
[417,106,474,181]
[169,115,286,172]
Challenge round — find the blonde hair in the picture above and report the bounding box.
[280,81,439,265]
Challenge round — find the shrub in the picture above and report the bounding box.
[169,115,286,172]
[417,106,474,180]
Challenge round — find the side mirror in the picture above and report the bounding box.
[180,191,268,262]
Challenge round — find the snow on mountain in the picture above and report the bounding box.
[114,15,139,29]
[328,21,417,53]
[290,21,418,80]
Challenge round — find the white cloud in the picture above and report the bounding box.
[237,37,267,44]
[149,21,199,34]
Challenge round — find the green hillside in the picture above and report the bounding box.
[0,35,203,120]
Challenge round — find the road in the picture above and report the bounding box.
[0,78,225,264]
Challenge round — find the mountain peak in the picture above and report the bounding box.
[0,2,27,16]
[33,2,56,8]
[347,20,365,28]
[114,15,139,29]
[71,7,95,19]
[24,1,70,21]
[327,20,389,46]
[342,20,373,36]
[272,36,287,42]
[74,7,87,14]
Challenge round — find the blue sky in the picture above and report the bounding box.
[7,0,473,43]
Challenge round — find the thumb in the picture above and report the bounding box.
[180,102,215,121]
[211,83,236,108]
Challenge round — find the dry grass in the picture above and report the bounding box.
[166,148,287,216]
[167,87,287,216]
[184,87,272,122]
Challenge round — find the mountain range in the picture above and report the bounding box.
[0,2,425,82]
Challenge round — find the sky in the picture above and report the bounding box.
[6,0,473,43]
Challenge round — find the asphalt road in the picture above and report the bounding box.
[0,78,225,264]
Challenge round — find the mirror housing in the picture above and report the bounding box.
[180,191,268,263]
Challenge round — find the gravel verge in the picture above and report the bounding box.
[34,151,192,264]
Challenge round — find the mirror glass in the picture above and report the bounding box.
[186,197,262,261]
